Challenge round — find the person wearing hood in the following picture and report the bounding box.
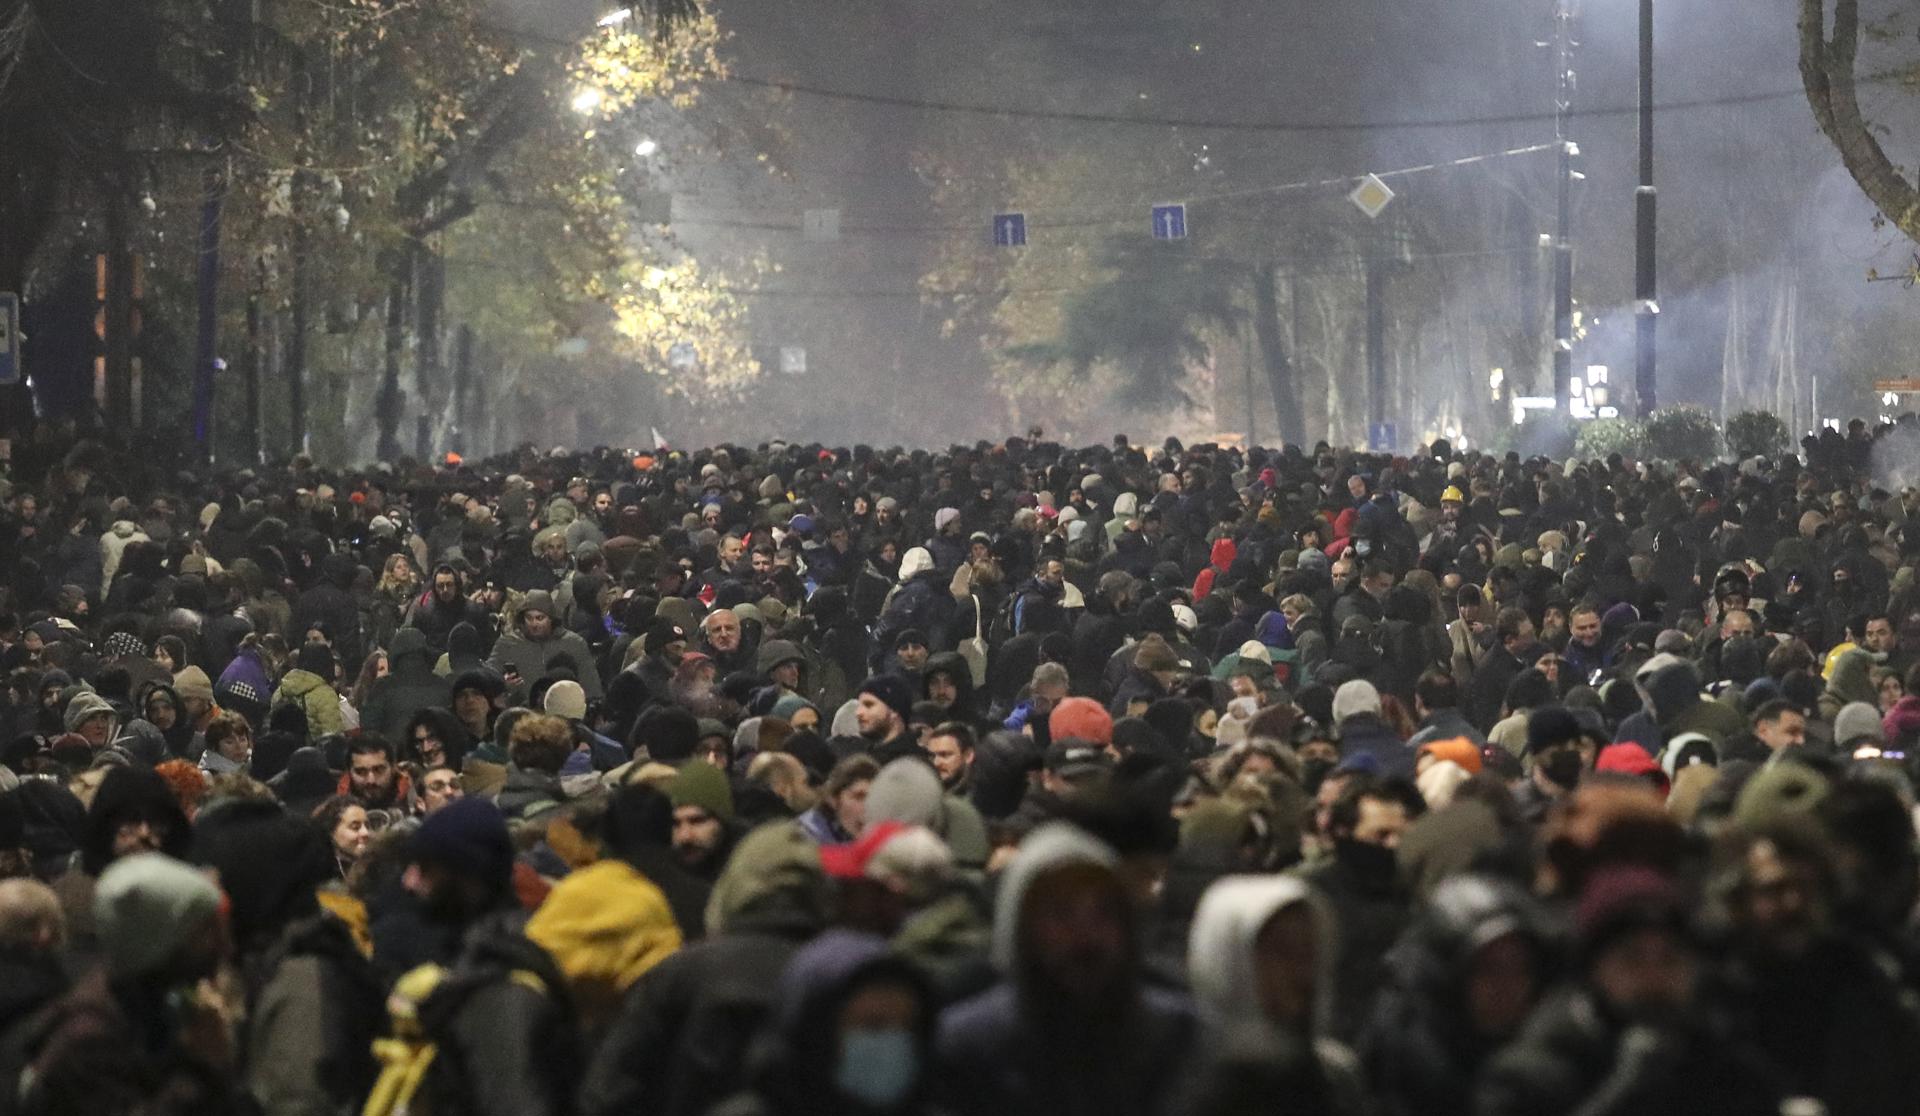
[1185,875,1369,1116]
[138,683,197,760]
[712,929,942,1116]
[935,823,1197,1116]
[1478,865,1780,1116]
[583,822,831,1116]
[193,799,384,1116]
[1361,873,1556,1116]
[361,627,451,741]
[1190,537,1238,602]
[271,641,346,742]
[488,589,602,702]
[410,565,495,657]
[1642,656,1745,747]
[1702,814,1920,1116]
[52,765,193,954]
[13,852,238,1116]
[1819,647,1880,723]
[756,638,810,706]
[63,689,118,752]
[920,651,979,727]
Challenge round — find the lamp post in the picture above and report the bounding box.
[1552,0,1577,415]
[1634,0,1658,416]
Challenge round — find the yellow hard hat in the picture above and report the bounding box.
[1441,486,1465,504]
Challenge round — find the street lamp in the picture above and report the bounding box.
[597,8,633,27]
[1634,0,1658,416]
[571,87,604,115]
[635,138,659,157]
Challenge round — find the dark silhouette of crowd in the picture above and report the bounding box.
[0,416,1919,1116]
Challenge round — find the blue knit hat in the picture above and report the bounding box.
[410,797,513,890]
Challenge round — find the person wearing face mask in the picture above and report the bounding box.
[936,823,1196,1116]
[1514,707,1590,825]
[1184,876,1370,1116]
[1361,873,1555,1116]
[712,929,939,1116]
[1302,774,1421,1045]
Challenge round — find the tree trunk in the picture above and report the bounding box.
[1252,264,1303,447]
[376,263,409,460]
[102,167,135,430]
[1801,0,1920,242]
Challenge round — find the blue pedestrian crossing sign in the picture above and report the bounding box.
[0,293,18,386]
[1152,203,1188,240]
[1367,422,1398,453]
[993,213,1027,247]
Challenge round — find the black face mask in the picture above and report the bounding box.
[1540,749,1586,791]
[1300,757,1336,797]
[1334,838,1399,888]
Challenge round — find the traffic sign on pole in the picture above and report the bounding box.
[0,294,17,386]
[993,213,1027,247]
[1151,203,1187,240]
[1367,422,1398,453]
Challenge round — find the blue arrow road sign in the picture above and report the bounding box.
[993,213,1027,247]
[1151,203,1187,240]
[0,293,18,386]
[1368,422,1398,453]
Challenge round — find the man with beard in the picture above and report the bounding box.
[392,798,582,1116]
[489,591,601,703]
[1512,706,1592,823]
[667,763,737,882]
[410,565,494,656]
[923,722,977,795]
[936,823,1196,1116]
[1703,812,1920,1116]
[854,675,919,765]
[1303,773,1418,1044]
[342,736,412,811]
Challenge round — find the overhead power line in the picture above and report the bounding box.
[724,68,1910,134]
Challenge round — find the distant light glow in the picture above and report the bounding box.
[571,87,604,115]
[635,138,659,157]
[597,8,632,27]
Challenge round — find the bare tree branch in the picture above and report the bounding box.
[1801,0,1920,239]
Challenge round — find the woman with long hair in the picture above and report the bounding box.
[312,794,372,880]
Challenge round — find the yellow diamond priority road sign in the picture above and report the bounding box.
[1349,174,1395,219]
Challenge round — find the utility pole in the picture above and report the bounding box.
[1552,0,1577,415]
[1365,253,1387,436]
[1634,0,1658,416]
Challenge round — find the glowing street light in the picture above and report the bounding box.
[597,8,633,27]
[635,138,659,157]
[571,87,604,115]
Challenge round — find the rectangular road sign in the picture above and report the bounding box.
[1874,379,1920,393]
[1151,203,1187,240]
[993,213,1027,247]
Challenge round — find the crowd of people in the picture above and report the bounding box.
[0,416,1918,1116]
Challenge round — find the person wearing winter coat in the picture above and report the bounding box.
[711,930,942,1116]
[1185,875,1370,1116]
[193,799,384,1116]
[582,822,832,1116]
[1360,873,1555,1116]
[292,553,366,675]
[935,823,1198,1116]
[12,853,239,1116]
[271,642,345,743]
[488,590,602,702]
[1477,865,1780,1116]
[383,797,583,1116]
[360,627,449,742]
